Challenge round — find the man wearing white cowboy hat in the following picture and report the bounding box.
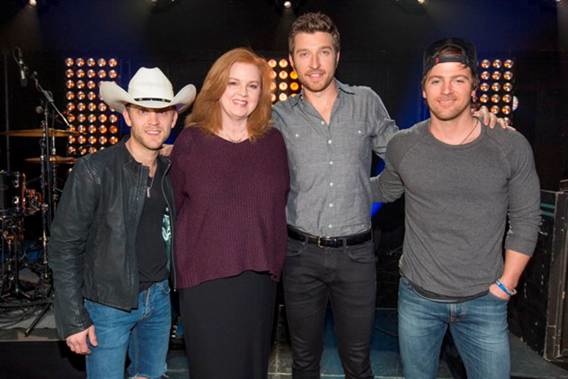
[49,67,195,379]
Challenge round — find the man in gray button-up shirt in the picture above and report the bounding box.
[272,12,397,379]
[274,81,397,236]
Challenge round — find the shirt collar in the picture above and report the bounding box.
[290,79,355,108]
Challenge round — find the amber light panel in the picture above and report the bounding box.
[476,57,516,124]
[64,56,121,156]
[269,57,301,104]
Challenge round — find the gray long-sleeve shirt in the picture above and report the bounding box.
[372,120,541,297]
[273,80,398,236]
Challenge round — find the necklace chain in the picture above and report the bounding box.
[458,119,479,145]
[146,174,156,198]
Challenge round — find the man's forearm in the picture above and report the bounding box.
[499,249,532,291]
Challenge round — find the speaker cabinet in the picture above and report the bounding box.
[509,190,568,361]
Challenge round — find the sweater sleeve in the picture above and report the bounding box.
[504,134,541,256]
[370,134,405,203]
[171,128,192,213]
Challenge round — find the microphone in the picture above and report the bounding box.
[15,48,28,87]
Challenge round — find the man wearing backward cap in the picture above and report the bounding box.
[49,67,195,379]
[372,38,541,378]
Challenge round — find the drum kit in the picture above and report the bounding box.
[0,48,80,334]
[0,125,78,332]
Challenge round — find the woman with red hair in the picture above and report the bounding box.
[171,48,289,379]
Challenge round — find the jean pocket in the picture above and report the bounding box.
[286,238,306,257]
[346,241,376,263]
[486,290,509,303]
[84,298,125,320]
[154,280,171,295]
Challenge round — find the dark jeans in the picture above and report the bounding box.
[283,237,376,379]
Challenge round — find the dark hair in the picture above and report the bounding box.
[288,12,340,54]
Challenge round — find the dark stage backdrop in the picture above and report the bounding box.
[0,0,567,188]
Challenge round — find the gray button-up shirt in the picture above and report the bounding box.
[273,80,398,237]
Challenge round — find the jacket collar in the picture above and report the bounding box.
[290,79,355,108]
[118,136,171,168]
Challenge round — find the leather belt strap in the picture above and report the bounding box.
[287,226,372,248]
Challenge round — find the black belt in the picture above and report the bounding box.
[287,227,372,248]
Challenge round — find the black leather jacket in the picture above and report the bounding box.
[48,141,175,338]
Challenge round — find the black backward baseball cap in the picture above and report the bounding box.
[422,37,477,78]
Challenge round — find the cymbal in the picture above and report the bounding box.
[25,155,77,165]
[0,128,80,137]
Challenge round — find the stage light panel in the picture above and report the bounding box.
[477,57,516,124]
[268,57,301,104]
[64,57,121,155]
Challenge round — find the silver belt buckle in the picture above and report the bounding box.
[317,236,324,248]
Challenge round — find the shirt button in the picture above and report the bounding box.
[328,224,333,229]
[321,120,325,125]
[294,133,299,138]
[329,161,334,165]
[327,139,332,144]
[329,182,334,187]
[358,130,363,134]
[329,203,334,208]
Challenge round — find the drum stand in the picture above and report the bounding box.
[0,57,72,335]
[0,216,31,300]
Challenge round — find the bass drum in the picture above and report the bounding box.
[0,171,23,216]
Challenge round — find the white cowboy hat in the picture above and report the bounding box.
[99,67,196,113]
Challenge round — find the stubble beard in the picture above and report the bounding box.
[428,98,472,122]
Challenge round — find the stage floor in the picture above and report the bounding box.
[1,304,567,378]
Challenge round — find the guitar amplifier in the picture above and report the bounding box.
[509,189,568,361]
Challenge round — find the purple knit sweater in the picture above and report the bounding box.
[171,126,290,289]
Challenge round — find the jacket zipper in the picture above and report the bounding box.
[161,159,177,291]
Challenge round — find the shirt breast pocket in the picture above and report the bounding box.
[285,125,326,168]
[335,121,370,162]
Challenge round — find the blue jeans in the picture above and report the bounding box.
[398,277,510,379]
[283,238,376,379]
[84,279,171,379]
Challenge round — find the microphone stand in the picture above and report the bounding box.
[24,71,71,336]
